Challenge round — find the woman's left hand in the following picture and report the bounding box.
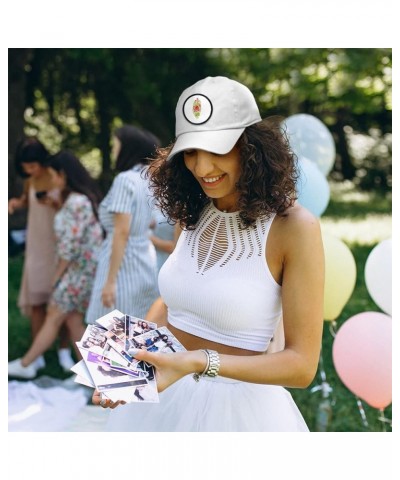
[92,389,126,409]
[39,195,62,210]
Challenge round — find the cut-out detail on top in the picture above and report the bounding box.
[186,203,268,275]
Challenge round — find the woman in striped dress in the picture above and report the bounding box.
[85,126,160,323]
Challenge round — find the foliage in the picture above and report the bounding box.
[9,48,392,194]
[22,48,222,189]
[215,48,392,189]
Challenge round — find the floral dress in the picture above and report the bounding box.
[51,193,103,314]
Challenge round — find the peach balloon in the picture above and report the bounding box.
[332,312,392,409]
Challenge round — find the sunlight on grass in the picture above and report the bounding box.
[321,214,391,246]
[320,180,391,245]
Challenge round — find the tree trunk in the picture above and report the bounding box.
[8,48,33,229]
[332,109,356,180]
[96,91,113,194]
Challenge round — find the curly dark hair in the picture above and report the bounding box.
[147,118,299,229]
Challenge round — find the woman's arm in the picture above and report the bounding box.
[150,221,180,254]
[145,297,168,326]
[52,258,70,287]
[8,192,28,214]
[149,235,175,254]
[102,212,132,307]
[133,206,325,392]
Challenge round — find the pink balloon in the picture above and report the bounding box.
[332,312,392,409]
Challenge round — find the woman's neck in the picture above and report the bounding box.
[212,196,239,213]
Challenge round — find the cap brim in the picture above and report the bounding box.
[167,128,245,161]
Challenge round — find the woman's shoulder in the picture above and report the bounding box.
[280,202,319,225]
[65,192,91,208]
[112,170,137,188]
[273,203,322,249]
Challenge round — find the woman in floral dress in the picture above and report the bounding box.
[8,151,103,379]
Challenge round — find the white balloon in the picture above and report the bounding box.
[365,238,392,315]
[284,114,336,176]
[296,156,330,217]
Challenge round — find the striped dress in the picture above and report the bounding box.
[85,165,159,323]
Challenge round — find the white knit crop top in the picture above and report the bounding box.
[158,202,282,352]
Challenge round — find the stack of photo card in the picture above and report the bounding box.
[71,309,186,403]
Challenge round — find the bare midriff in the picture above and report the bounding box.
[167,322,262,357]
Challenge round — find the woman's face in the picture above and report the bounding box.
[183,145,241,210]
[48,167,66,190]
[22,162,46,178]
[111,136,121,162]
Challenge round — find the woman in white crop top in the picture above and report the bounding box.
[94,76,325,432]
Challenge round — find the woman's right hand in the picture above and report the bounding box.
[8,197,22,214]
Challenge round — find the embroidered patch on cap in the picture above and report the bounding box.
[183,94,213,125]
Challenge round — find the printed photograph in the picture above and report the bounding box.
[95,309,125,331]
[77,324,108,354]
[129,326,187,354]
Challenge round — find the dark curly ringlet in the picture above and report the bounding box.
[147,117,299,230]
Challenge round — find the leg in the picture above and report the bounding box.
[30,304,47,338]
[64,310,85,360]
[59,323,71,349]
[57,323,75,371]
[21,305,67,367]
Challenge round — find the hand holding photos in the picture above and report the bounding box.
[71,310,186,404]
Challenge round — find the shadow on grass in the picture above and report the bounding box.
[324,193,391,219]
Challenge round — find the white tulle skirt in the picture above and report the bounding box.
[105,374,309,432]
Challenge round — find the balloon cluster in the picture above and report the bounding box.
[283,113,335,217]
[332,239,392,413]
[284,114,392,428]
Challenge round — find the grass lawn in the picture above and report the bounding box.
[8,181,392,432]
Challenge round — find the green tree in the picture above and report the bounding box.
[214,48,391,189]
[8,48,391,200]
[12,48,221,192]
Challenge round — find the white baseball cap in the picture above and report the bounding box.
[167,76,262,161]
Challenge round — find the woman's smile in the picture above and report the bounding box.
[201,174,226,187]
[183,147,241,210]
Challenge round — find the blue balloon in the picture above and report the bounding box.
[284,114,336,176]
[296,156,330,217]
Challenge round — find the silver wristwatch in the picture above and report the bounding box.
[193,349,220,382]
